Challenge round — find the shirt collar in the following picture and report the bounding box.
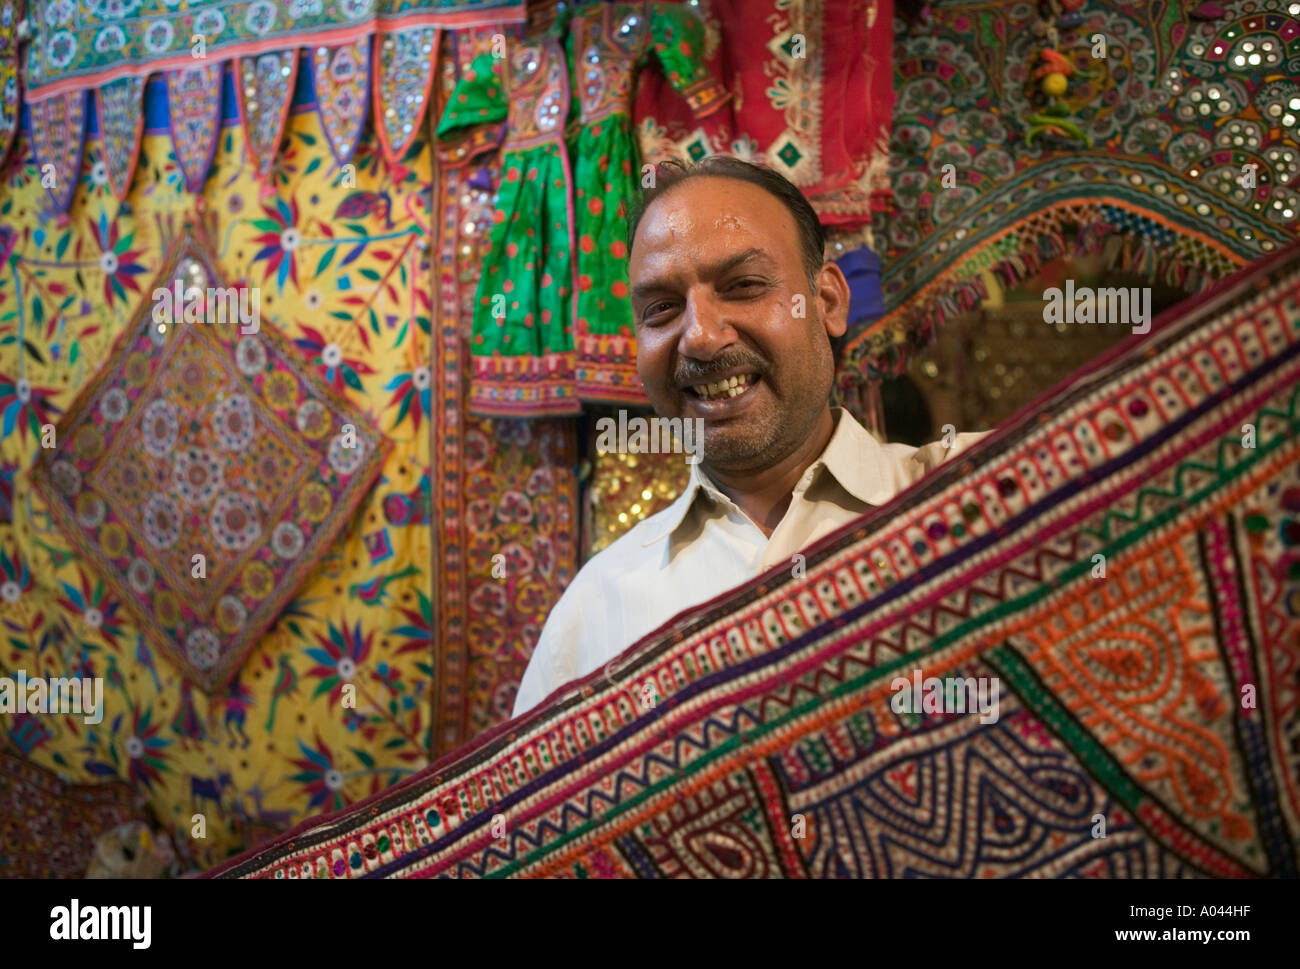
[639,408,895,547]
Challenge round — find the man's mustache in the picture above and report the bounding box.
[675,351,769,387]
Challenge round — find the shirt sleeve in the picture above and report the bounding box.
[647,2,730,119]
[435,52,507,138]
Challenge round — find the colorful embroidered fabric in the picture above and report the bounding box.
[1,746,147,878]
[237,51,302,187]
[849,0,1300,379]
[214,239,1300,879]
[373,28,440,168]
[633,0,894,231]
[2,74,439,870]
[570,2,728,406]
[312,40,372,168]
[30,232,392,693]
[432,27,579,751]
[96,77,147,201]
[166,63,224,194]
[0,0,21,168]
[23,0,524,100]
[437,16,582,417]
[29,90,87,213]
[2,38,580,868]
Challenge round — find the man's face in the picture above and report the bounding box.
[629,176,847,473]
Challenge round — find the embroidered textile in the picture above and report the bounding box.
[2,74,439,870]
[166,63,224,194]
[95,77,146,200]
[29,90,86,213]
[214,239,1300,878]
[633,0,894,231]
[374,28,439,167]
[432,29,579,752]
[0,746,147,878]
[237,51,301,185]
[23,0,525,101]
[849,0,1300,378]
[0,0,20,168]
[570,2,728,406]
[312,40,372,168]
[30,232,391,692]
[438,17,582,417]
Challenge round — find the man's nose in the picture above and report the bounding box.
[678,289,736,361]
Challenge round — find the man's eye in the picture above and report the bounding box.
[642,301,675,322]
[730,279,765,293]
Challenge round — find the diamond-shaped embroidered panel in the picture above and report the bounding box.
[32,233,391,692]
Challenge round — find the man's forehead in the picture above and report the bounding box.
[630,179,799,278]
[636,177,793,241]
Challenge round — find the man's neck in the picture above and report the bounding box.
[703,408,838,537]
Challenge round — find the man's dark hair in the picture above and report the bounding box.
[626,156,826,286]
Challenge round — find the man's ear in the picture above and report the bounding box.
[815,262,850,340]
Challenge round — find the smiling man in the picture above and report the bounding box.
[512,156,983,717]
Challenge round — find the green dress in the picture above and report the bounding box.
[436,19,581,417]
[569,2,729,405]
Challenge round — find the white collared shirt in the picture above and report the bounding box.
[511,409,985,716]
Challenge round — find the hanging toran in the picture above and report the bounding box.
[13,0,526,209]
[845,0,1300,381]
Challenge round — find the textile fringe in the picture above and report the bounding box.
[844,203,1241,382]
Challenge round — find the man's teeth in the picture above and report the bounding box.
[692,374,756,400]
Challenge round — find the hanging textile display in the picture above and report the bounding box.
[633,0,894,232]
[22,0,525,100]
[30,231,392,692]
[569,1,729,406]
[236,51,301,189]
[28,90,86,213]
[165,63,224,195]
[15,1,526,207]
[432,26,579,752]
[436,14,582,417]
[312,40,373,168]
[3,65,437,868]
[373,28,440,169]
[95,77,147,201]
[0,0,21,168]
[847,0,1300,380]
[213,241,1300,878]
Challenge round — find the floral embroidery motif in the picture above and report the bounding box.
[31,234,391,692]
